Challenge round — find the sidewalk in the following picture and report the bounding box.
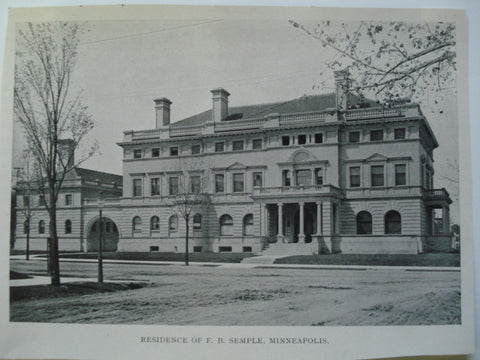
[10,253,461,273]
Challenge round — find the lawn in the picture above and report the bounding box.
[57,251,255,263]
[274,253,460,267]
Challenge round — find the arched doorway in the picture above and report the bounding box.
[87,217,119,252]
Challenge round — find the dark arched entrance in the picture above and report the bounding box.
[87,217,119,252]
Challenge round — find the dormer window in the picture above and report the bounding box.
[133,149,142,159]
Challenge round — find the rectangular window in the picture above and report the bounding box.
[232,140,244,151]
[349,131,360,143]
[243,246,252,253]
[314,133,323,143]
[394,128,406,140]
[170,147,178,156]
[219,246,232,252]
[151,148,160,157]
[23,196,30,207]
[370,130,384,141]
[191,144,201,155]
[282,136,290,146]
[314,168,323,185]
[215,174,224,193]
[150,246,159,252]
[298,134,306,145]
[169,176,178,195]
[253,172,263,187]
[65,194,72,206]
[190,175,201,193]
[252,139,262,149]
[350,167,361,187]
[38,194,45,206]
[151,178,160,196]
[283,170,291,187]
[133,179,142,197]
[193,246,202,253]
[395,164,407,186]
[295,169,311,186]
[215,142,224,152]
[233,173,244,193]
[133,149,142,159]
[371,166,384,187]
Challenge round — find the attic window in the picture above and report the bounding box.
[224,113,243,121]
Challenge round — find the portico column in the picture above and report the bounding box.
[260,203,266,236]
[277,203,284,243]
[316,201,323,235]
[443,205,450,234]
[298,202,305,243]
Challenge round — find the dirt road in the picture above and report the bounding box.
[10,260,460,325]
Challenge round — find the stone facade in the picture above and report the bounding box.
[14,74,453,255]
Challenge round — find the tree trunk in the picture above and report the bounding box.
[185,220,189,266]
[26,227,30,261]
[49,185,60,286]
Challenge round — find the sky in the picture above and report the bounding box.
[11,17,460,222]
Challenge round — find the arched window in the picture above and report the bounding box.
[385,210,401,234]
[65,220,72,234]
[169,215,178,236]
[24,220,29,234]
[356,211,372,235]
[132,216,142,232]
[243,214,254,236]
[220,214,233,236]
[150,216,160,231]
[193,214,202,230]
[38,220,45,234]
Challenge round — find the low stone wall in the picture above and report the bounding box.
[334,235,421,255]
[424,235,453,253]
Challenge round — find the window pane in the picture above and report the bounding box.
[170,147,178,156]
[253,172,262,187]
[152,148,160,157]
[133,179,142,197]
[295,169,311,186]
[133,217,142,231]
[193,214,202,229]
[151,178,160,195]
[283,170,291,187]
[315,168,323,185]
[350,167,360,187]
[394,128,406,140]
[215,174,224,193]
[252,139,262,149]
[395,164,406,186]
[371,166,384,187]
[151,216,160,230]
[220,215,233,236]
[356,211,372,234]
[370,130,384,141]
[282,136,290,146]
[169,176,178,195]
[233,140,244,151]
[243,214,254,236]
[233,173,244,192]
[385,211,401,234]
[298,134,306,145]
[349,131,360,143]
[215,142,224,152]
[191,145,201,155]
[134,149,142,158]
[314,133,323,143]
[190,176,201,193]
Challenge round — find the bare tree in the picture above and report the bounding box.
[290,20,456,109]
[165,158,211,266]
[14,22,97,285]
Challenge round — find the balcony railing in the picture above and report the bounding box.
[423,188,451,201]
[252,184,342,197]
[345,107,403,120]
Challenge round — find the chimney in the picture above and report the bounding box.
[211,88,230,122]
[58,139,75,169]
[154,98,172,128]
[334,70,351,111]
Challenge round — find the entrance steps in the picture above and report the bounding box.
[240,255,281,264]
[260,243,315,256]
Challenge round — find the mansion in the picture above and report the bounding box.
[14,71,453,255]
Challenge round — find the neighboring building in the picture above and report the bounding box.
[14,71,453,255]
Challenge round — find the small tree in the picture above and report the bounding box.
[166,158,210,266]
[14,22,97,285]
[290,20,456,108]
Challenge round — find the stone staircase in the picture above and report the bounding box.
[261,242,315,256]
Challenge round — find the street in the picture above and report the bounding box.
[10,259,461,325]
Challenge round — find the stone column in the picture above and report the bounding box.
[298,202,305,243]
[277,203,284,243]
[316,201,323,235]
[260,203,266,236]
[443,205,450,234]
